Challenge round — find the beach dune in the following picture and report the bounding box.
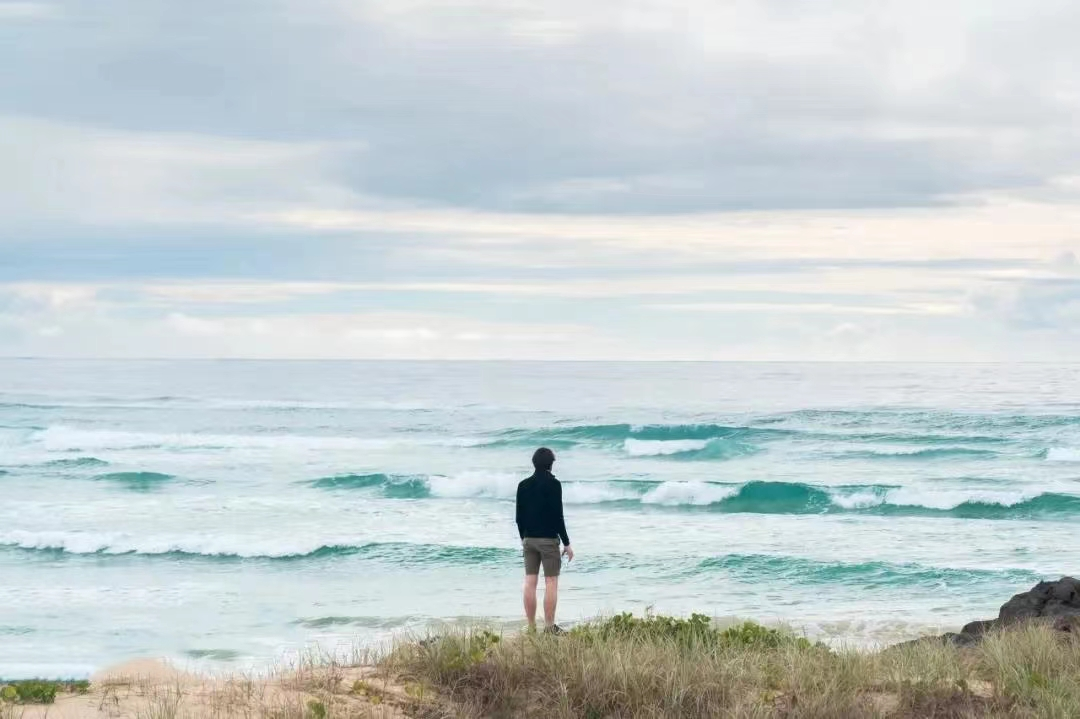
[9,659,408,719]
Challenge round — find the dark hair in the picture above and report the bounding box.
[532,447,556,471]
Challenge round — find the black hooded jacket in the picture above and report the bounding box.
[515,469,570,545]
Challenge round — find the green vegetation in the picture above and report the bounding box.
[6,615,1080,717]
[0,678,90,704]
[569,611,815,650]
[388,614,1080,718]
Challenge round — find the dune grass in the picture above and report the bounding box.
[5,615,1080,717]
[385,613,1080,718]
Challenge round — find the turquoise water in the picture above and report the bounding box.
[2,360,1079,677]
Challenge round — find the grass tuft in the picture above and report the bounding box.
[8,613,1080,717]
[385,613,1080,718]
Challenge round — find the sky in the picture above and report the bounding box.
[1,0,1079,360]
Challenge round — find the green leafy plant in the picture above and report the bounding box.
[408,627,504,682]
[569,612,812,651]
[720,621,814,650]
[3,680,57,704]
[0,679,91,705]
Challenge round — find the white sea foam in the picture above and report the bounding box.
[1046,447,1080,462]
[0,427,35,450]
[641,481,739,506]
[30,426,485,453]
[562,482,640,504]
[426,471,518,499]
[883,487,1036,509]
[830,490,886,509]
[206,398,438,411]
[623,438,710,456]
[424,474,638,504]
[0,529,363,558]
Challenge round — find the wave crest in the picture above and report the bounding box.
[0,534,517,564]
[307,474,431,498]
[94,471,175,490]
[301,473,1080,519]
[839,447,999,460]
[43,457,110,469]
[1045,448,1080,462]
[0,533,1041,590]
[623,438,757,460]
[697,554,1039,587]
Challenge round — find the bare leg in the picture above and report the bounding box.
[523,574,539,628]
[544,575,559,627]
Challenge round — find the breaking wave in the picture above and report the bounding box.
[622,437,758,460]
[306,473,431,498]
[0,534,518,564]
[837,447,1001,460]
[44,457,110,469]
[303,474,1080,519]
[696,554,1040,587]
[0,533,1041,589]
[94,471,176,490]
[23,426,487,453]
[1045,448,1080,463]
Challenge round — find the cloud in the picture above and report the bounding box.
[2,0,1079,216]
[0,116,369,231]
[164,311,579,348]
[2,1,1080,359]
[141,282,356,305]
[0,2,56,20]
[0,290,607,358]
[652,301,963,316]
[973,252,1080,331]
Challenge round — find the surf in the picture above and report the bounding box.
[299,473,1080,520]
[0,535,519,564]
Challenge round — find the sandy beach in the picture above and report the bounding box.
[9,659,409,719]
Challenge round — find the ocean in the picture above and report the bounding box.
[2,359,1079,678]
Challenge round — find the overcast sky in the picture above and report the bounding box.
[2,0,1079,360]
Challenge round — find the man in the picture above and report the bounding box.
[515,447,574,633]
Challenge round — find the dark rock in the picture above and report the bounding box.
[960,619,998,637]
[899,577,1080,648]
[1043,600,1078,617]
[1031,580,1057,598]
[945,631,980,647]
[999,577,1080,624]
[999,593,1044,623]
[1050,578,1080,602]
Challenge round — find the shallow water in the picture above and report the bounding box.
[2,360,1079,677]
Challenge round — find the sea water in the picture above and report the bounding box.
[2,360,1079,677]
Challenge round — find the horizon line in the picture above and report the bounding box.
[2,357,1078,365]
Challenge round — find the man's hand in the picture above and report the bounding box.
[562,545,574,562]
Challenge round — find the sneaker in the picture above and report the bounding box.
[544,624,565,635]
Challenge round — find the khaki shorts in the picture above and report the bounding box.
[522,537,561,577]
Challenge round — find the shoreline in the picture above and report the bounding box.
[4,611,1078,719]
[6,579,1079,716]
[1,612,967,684]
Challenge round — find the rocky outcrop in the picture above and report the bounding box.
[936,577,1080,646]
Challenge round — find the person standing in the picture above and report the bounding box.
[516,447,574,633]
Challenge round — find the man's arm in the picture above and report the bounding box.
[554,481,570,547]
[515,482,525,540]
